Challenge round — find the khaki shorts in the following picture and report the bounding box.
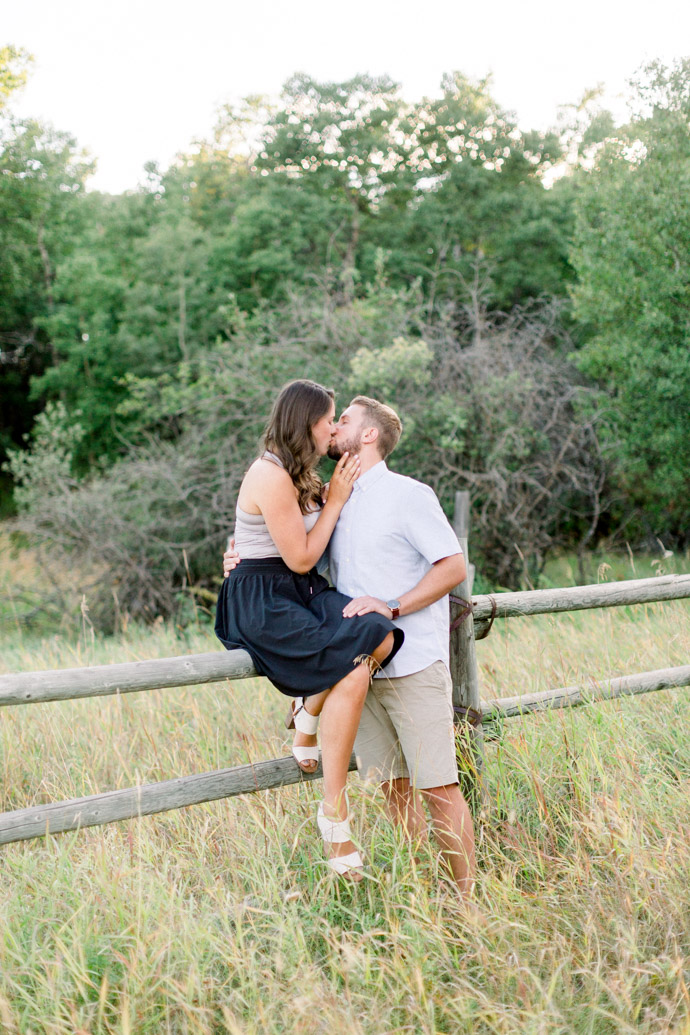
[354,661,459,790]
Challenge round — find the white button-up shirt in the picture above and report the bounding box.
[328,461,462,678]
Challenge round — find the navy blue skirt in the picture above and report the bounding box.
[215,558,404,697]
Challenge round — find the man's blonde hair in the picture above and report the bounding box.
[349,396,402,459]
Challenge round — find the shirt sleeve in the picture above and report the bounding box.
[401,482,463,566]
[316,549,331,581]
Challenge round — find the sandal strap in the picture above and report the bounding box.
[292,745,320,764]
[326,850,364,876]
[293,698,319,736]
[317,802,353,844]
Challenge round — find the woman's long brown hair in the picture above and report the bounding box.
[263,380,334,514]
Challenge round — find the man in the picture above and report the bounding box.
[326,396,475,896]
[225,396,475,895]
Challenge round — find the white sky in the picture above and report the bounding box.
[3,0,689,193]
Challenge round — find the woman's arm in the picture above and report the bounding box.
[254,453,359,573]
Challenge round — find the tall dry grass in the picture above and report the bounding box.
[1,538,689,1033]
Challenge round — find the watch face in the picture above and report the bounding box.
[387,599,401,610]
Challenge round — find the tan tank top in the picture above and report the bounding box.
[234,453,321,558]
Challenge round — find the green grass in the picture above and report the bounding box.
[542,544,690,589]
[1,539,690,1033]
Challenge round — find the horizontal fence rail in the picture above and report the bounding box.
[471,572,690,622]
[482,664,690,720]
[3,574,689,711]
[0,755,356,846]
[2,664,689,846]
[2,570,690,846]
[0,650,256,708]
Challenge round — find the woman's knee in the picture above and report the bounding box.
[373,631,395,664]
[331,663,370,701]
[350,663,372,700]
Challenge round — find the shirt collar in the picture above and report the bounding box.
[353,460,388,493]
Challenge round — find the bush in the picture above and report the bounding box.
[8,287,610,627]
[349,296,610,586]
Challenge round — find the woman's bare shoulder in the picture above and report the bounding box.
[248,456,292,484]
[239,457,295,511]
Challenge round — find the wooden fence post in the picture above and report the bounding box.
[450,490,485,812]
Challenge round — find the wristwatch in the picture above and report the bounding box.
[386,599,401,620]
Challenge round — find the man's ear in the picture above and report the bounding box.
[362,425,379,447]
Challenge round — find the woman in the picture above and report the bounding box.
[215,379,403,879]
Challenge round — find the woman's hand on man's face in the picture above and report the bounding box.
[326,452,360,507]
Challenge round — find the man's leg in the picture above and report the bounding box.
[353,682,428,848]
[380,777,475,894]
[371,662,477,897]
[380,778,427,840]
[421,783,475,896]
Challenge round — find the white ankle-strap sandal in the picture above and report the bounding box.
[317,801,364,878]
[285,697,320,773]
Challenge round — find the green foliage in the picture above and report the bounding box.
[9,286,607,622]
[571,59,690,539]
[4,59,688,605]
[31,190,230,463]
[0,45,32,110]
[254,71,574,310]
[258,72,409,205]
[4,401,83,512]
[0,110,92,484]
[349,336,433,395]
[4,67,577,477]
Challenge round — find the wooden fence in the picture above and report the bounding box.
[1,492,689,845]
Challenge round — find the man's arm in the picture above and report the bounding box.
[341,552,466,619]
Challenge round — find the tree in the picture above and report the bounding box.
[0,46,32,111]
[256,73,412,294]
[570,59,690,541]
[5,68,582,516]
[319,71,571,313]
[0,103,91,498]
[10,284,608,626]
[32,187,232,465]
[348,296,608,586]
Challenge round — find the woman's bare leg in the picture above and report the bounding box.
[319,633,396,872]
[319,663,371,875]
[372,631,396,669]
[292,632,395,768]
[291,689,329,774]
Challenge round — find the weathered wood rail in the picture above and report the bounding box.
[2,662,690,846]
[1,491,689,845]
[0,650,256,708]
[0,755,342,846]
[3,573,688,710]
[471,572,690,621]
[483,664,690,720]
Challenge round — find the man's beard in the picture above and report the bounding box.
[328,433,362,461]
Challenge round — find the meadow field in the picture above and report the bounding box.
[1,536,690,1034]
